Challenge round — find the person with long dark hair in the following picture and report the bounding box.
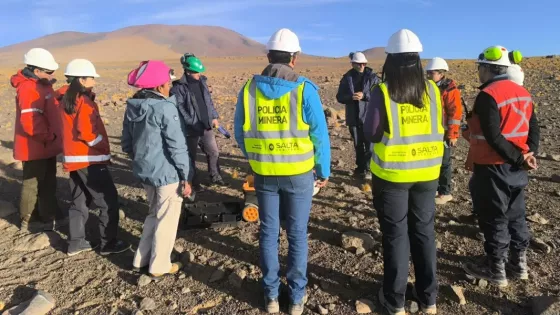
[58,59,130,257]
[363,29,444,315]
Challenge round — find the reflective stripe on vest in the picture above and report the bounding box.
[64,154,111,163]
[470,96,532,141]
[370,81,444,183]
[242,79,314,176]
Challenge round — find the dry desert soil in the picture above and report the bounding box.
[0,56,560,315]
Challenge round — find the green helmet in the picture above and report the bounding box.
[181,55,205,73]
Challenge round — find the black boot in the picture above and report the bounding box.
[464,256,508,287]
[506,250,529,280]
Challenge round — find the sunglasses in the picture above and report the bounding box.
[40,69,55,75]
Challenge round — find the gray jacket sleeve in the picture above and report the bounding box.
[159,102,191,181]
[121,112,133,158]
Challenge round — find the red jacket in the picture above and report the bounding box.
[57,85,110,172]
[11,70,62,161]
[466,79,532,166]
[439,79,463,140]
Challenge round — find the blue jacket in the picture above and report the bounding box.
[234,72,331,179]
[170,74,219,137]
[121,90,191,187]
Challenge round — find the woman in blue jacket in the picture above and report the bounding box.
[122,60,192,278]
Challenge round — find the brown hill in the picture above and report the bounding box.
[0,24,267,65]
[361,47,386,60]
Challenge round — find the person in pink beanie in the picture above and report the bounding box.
[122,60,192,278]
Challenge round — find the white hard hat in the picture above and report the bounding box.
[266,28,301,54]
[351,52,368,63]
[426,57,449,71]
[64,59,100,78]
[23,48,59,71]
[476,45,512,67]
[385,29,423,54]
[507,64,524,86]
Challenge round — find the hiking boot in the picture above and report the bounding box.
[353,168,366,180]
[264,296,280,314]
[412,287,437,314]
[435,194,453,205]
[211,176,229,187]
[364,171,372,180]
[68,241,99,257]
[100,240,131,256]
[506,250,529,280]
[288,293,308,315]
[464,256,508,287]
[378,288,406,315]
[150,262,183,278]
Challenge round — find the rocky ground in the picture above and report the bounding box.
[0,56,560,315]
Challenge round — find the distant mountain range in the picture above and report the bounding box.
[0,24,386,65]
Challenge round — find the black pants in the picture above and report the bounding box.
[68,164,119,250]
[349,125,372,172]
[373,175,438,308]
[471,164,530,262]
[19,157,59,222]
[437,140,452,195]
[187,129,221,184]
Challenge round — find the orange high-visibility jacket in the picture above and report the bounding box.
[11,70,62,161]
[439,79,463,140]
[467,79,532,166]
[57,85,110,172]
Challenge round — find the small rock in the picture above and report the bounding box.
[328,303,336,311]
[167,301,178,310]
[228,269,247,288]
[198,255,209,264]
[551,155,560,162]
[478,279,488,289]
[318,304,329,315]
[174,244,185,254]
[342,184,362,195]
[132,310,144,315]
[532,295,560,315]
[355,299,374,314]
[554,191,560,197]
[531,238,552,254]
[0,301,5,311]
[139,297,156,311]
[0,200,17,218]
[527,213,549,225]
[178,273,186,279]
[436,241,442,250]
[209,268,226,283]
[451,285,467,305]
[119,209,126,220]
[448,220,459,226]
[14,233,51,251]
[355,247,366,256]
[407,300,419,313]
[341,231,375,251]
[4,290,55,315]
[181,287,191,294]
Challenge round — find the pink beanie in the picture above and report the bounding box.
[127,60,176,89]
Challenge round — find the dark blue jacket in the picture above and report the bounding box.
[336,67,380,126]
[170,74,219,137]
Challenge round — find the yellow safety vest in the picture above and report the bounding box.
[370,81,444,183]
[242,78,314,176]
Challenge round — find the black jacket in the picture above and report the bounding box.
[336,67,380,126]
[170,74,219,137]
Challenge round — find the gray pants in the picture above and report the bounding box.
[187,129,221,184]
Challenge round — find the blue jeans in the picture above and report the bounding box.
[255,170,314,304]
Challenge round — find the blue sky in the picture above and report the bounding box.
[1,0,558,59]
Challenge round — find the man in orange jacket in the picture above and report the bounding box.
[11,48,65,231]
[463,46,539,287]
[426,57,463,205]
